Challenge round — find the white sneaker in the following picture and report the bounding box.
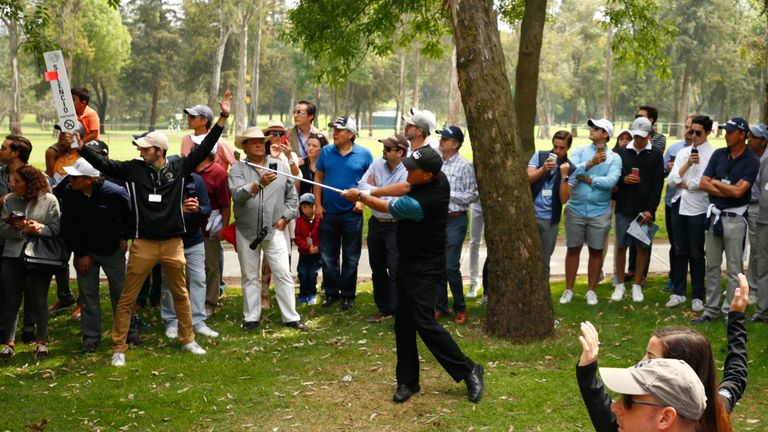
[632,285,644,303]
[559,289,574,304]
[586,290,598,306]
[181,341,207,355]
[194,323,220,338]
[165,323,178,339]
[466,284,480,298]
[665,294,686,308]
[610,285,625,301]
[111,353,126,367]
[691,299,704,312]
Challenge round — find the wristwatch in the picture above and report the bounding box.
[220,112,229,118]
[562,176,569,182]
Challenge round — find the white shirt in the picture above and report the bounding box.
[668,142,714,216]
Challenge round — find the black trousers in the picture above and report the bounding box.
[2,258,54,343]
[395,268,474,386]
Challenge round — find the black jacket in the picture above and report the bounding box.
[576,311,748,431]
[59,180,132,258]
[615,145,664,218]
[79,124,222,240]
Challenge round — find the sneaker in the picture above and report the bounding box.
[298,296,308,305]
[585,290,598,306]
[194,323,219,338]
[111,353,126,367]
[631,285,644,303]
[466,284,480,298]
[665,294,686,308]
[434,311,451,320]
[205,304,215,319]
[559,289,574,304]
[165,323,179,339]
[454,311,468,324]
[307,295,318,305]
[242,321,260,332]
[610,285,625,301]
[71,306,82,320]
[0,344,14,358]
[34,343,49,357]
[691,299,704,312]
[181,341,207,355]
[285,321,309,332]
[48,297,75,313]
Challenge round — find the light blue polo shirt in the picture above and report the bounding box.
[316,143,373,214]
[567,144,622,217]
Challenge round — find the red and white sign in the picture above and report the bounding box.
[43,50,78,137]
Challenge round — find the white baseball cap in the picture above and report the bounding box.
[587,118,615,139]
[63,158,100,177]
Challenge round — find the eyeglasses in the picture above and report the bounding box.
[269,131,286,137]
[621,395,667,410]
[690,129,705,137]
[293,110,307,115]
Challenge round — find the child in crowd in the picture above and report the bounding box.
[294,193,321,305]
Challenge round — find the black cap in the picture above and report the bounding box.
[85,140,109,156]
[435,125,465,144]
[402,146,443,174]
[378,134,409,151]
[718,117,749,133]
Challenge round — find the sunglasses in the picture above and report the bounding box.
[621,395,667,410]
[689,129,705,137]
[292,110,307,115]
[269,131,286,137]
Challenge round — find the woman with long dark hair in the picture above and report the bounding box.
[298,132,328,196]
[0,165,62,357]
[576,274,748,432]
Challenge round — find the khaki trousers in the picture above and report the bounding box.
[112,238,193,353]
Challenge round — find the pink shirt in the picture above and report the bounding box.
[180,133,236,171]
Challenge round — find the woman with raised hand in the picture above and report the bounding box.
[576,274,748,432]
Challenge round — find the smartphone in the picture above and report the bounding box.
[691,148,698,155]
[185,182,197,199]
[669,155,676,163]
[269,162,278,171]
[634,214,645,224]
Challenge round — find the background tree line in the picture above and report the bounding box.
[1,0,766,137]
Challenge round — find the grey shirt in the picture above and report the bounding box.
[228,156,298,239]
[0,192,61,258]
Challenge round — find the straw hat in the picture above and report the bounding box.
[234,127,266,149]
[262,119,286,134]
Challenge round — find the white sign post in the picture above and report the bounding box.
[43,50,78,144]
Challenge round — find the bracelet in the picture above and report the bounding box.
[220,112,229,118]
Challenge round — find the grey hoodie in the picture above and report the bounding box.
[228,156,298,240]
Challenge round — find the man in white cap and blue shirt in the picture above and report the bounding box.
[314,116,373,311]
[60,158,132,353]
[561,118,622,305]
[599,358,707,432]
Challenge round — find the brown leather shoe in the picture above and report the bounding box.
[454,311,468,324]
[434,311,450,320]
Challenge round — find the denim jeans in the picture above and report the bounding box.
[367,218,398,315]
[320,211,363,299]
[161,242,207,327]
[670,206,706,300]
[297,254,321,298]
[436,213,467,313]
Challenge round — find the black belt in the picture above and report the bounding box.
[721,212,743,218]
[374,217,397,223]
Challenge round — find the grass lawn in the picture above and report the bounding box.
[1,277,766,431]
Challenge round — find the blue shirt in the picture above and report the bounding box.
[388,196,424,221]
[567,144,622,217]
[359,158,407,219]
[703,146,760,210]
[663,140,689,207]
[315,143,373,214]
[528,152,557,220]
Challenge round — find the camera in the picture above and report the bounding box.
[249,226,269,250]
[269,162,278,171]
[185,182,198,199]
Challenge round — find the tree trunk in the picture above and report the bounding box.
[514,0,547,156]
[396,53,407,132]
[235,14,249,134]
[570,96,579,136]
[94,79,108,134]
[537,86,552,139]
[367,83,373,137]
[677,63,692,136]
[313,87,321,128]
[208,2,231,109]
[248,10,263,125]
[5,17,21,134]
[763,19,768,123]
[412,49,420,107]
[603,25,614,119]
[447,42,462,125]
[149,73,160,132]
[448,0,553,341]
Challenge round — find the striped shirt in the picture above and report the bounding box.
[441,153,478,212]
[358,158,407,219]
